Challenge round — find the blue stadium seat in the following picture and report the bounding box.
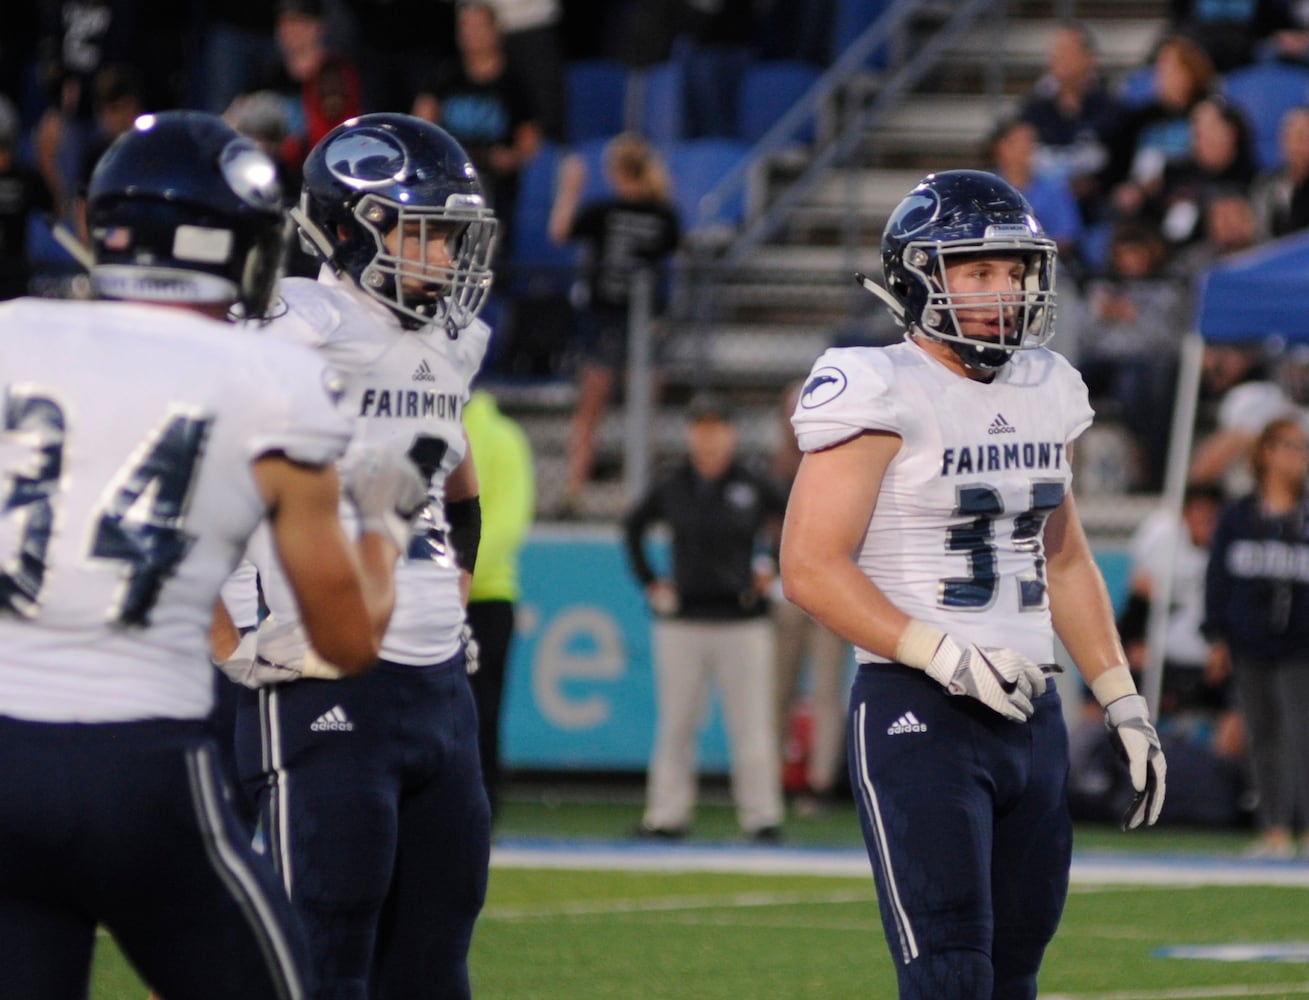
[509,141,575,294]
[736,59,822,145]
[630,61,685,144]
[565,59,628,144]
[831,0,890,67]
[661,138,751,231]
[1222,61,1309,171]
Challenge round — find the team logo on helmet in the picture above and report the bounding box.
[323,128,411,190]
[219,140,282,211]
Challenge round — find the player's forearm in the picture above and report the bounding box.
[353,531,400,650]
[1049,551,1130,689]
[780,551,908,661]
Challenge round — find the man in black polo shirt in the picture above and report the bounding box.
[624,392,788,842]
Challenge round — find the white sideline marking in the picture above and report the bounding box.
[1042,985,1309,999]
[491,840,1309,888]
[486,887,869,920]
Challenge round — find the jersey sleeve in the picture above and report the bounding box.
[790,347,903,453]
[1047,349,1094,443]
[244,338,353,466]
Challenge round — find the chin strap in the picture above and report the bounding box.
[289,204,340,274]
[854,272,905,320]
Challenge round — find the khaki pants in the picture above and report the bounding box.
[773,598,849,795]
[643,617,783,834]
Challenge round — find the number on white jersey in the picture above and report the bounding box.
[942,481,1065,612]
[0,392,209,625]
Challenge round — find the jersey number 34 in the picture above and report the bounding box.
[0,391,209,625]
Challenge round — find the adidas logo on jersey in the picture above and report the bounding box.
[310,706,355,732]
[412,359,436,382]
[886,711,926,735]
[987,413,1016,435]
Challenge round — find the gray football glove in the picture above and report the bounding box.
[1105,693,1167,830]
[897,620,1047,722]
[339,442,429,552]
[461,621,480,675]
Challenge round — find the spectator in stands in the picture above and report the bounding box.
[1251,105,1309,239]
[1018,19,1129,229]
[198,2,281,114]
[70,65,145,246]
[624,392,787,843]
[1105,35,1218,225]
[1172,185,1265,289]
[0,94,55,301]
[1120,481,1242,751]
[484,0,567,142]
[1255,0,1309,63]
[1077,219,1191,491]
[987,116,1084,267]
[1152,95,1259,247]
[414,1,541,258]
[1204,415,1309,858]
[465,387,536,822]
[270,0,361,173]
[677,0,760,139]
[1168,0,1266,70]
[1072,479,1250,828]
[768,378,848,815]
[1191,342,1309,496]
[547,132,681,517]
[340,0,456,115]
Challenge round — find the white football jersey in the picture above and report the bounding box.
[792,339,1093,665]
[250,271,490,666]
[0,298,351,722]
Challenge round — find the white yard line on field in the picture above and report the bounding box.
[491,840,1309,888]
[1042,984,1309,999]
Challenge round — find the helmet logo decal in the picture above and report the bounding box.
[800,367,848,409]
[323,128,410,190]
[219,142,282,211]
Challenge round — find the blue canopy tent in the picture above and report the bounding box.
[1194,231,1309,344]
[1142,232,1309,713]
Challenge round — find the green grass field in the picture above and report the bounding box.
[88,783,1309,1000]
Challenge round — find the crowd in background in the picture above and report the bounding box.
[4,2,1309,841]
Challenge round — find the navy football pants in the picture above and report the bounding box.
[0,716,308,1000]
[848,663,1072,1000]
[236,654,491,1000]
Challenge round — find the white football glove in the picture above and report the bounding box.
[339,442,429,552]
[897,620,1047,722]
[461,621,480,675]
[215,622,301,688]
[1104,693,1167,830]
[216,614,345,687]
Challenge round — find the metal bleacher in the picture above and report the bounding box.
[498,0,1171,528]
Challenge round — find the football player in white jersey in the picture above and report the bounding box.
[224,114,496,1000]
[780,170,1167,1000]
[0,112,425,1000]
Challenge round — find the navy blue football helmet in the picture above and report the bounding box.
[293,113,497,332]
[860,169,1056,372]
[86,111,285,318]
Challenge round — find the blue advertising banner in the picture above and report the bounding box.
[500,528,1132,772]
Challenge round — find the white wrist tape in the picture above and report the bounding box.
[895,619,947,670]
[1090,664,1138,708]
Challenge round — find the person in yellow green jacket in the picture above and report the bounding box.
[465,388,536,819]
